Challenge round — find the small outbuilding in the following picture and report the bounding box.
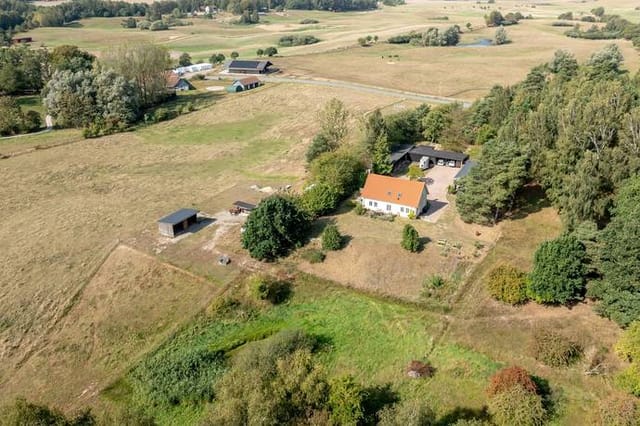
[232,201,256,214]
[158,208,199,238]
[226,76,261,93]
[227,60,273,74]
[165,72,195,92]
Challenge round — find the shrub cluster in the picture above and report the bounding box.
[249,274,292,304]
[322,225,343,251]
[486,264,528,305]
[486,366,546,426]
[278,34,320,47]
[530,328,582,367]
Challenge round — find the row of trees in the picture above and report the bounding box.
[387,26,460,46]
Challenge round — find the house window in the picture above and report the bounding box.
[374,202,378,207]
[400,207,404,212]
[386,204,391,211]
[368,201,372,207]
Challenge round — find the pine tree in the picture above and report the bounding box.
[372,134,393,175]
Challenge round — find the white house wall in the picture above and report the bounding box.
[360,190,428,218]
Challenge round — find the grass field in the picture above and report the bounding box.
[26,0,640,100]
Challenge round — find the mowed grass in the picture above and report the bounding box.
[109,273,500,425]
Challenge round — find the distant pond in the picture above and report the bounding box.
[458,38,493,47]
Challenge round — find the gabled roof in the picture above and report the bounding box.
[361,174,426,208]
[236,76,260,86]
[227,60,272,71]
[165,72,181,87]
[233,201,256,210]
[158,208,198,225]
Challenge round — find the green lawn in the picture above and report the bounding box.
[106,273,500,425]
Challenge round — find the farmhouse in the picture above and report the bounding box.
[391,145,469,170]
[226,76,261,93]
[227,60,273,74]
[360,174,429,218]
[157,208,199,238]
[165,73,194,92]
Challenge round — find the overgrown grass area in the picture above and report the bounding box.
[106,273,501,425]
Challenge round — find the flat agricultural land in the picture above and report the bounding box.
[27,0,640,100]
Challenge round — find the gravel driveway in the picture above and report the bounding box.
[421,165,459,223]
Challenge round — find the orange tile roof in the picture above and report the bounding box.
[238,76,260,85]
[360,174,426,208]
[165,72,181,88]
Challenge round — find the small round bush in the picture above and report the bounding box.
[301,248,325,264]
[401,224,420,252]
[322,225,343,250]
[591,394,640,426]
[487,385,546,426]
[487,366,537,397]
[486,264,528,305]
[249,274,291,304]
[530,328,582,367]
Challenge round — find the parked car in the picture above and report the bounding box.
[447,160,456,167]
[436,159,445,166]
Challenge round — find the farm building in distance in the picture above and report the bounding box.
[11,37,33,44]
[165,73,195,92]
[391,145,469,170]
[174,63,213,75]
[226,76,261,92]
[227,60,274,74]
[360,174,429,218]
[158,208,199,238]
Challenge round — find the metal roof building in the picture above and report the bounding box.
[157,208,199,238]
[227,60,273,74]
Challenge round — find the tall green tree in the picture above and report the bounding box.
[319,98,349,148]
[528,235,586,304]
[372,133,393,175]
[241,195,310,261]
[101,42,171,107]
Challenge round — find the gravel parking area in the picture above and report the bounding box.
[421,165,459,222]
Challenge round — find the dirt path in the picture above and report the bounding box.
[213,75,472,107]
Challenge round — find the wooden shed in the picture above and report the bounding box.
[158,208,199,238]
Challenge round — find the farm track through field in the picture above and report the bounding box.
[219,75,472,107]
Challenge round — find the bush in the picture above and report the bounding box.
[300,18,319,24]
[149,20,169,31]
[487,385,546,426]
[378,400,435,426]
[329,375,364,425]
[487,366,538,397]
[264,46,278,56]
[278,34,320,47]
[486,264,528,305]
[591,394,640,425]
[401,224,420,252]
[22,110,41,132]
[530,328,582,367]
[354,202,366,215]
[299,183,340,218]
[322,225,343,250]
[249,274,292,304]
[301,248,325,264]
[527,235,586,304]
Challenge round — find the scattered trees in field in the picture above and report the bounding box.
[230,51,239,59]
[322,225,343,250]
[527,235,586,304]
[278,34,320,47]
[530,328,582,367]
[387,26,461,46]
[178,52,192,66]
[486,264,528,305]
[209,52,226,64]
[494,26,510,45]
[264,46,278,56]
[241,195,310,261]
[485,10,522,27]
[401,224,420,252]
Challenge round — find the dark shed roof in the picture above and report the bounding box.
[410,145,468,162]
[389,144,415,164]
[228,60,272,71]
[158,208,198,225]
[454,160,477,179]
[233,201,256,210]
